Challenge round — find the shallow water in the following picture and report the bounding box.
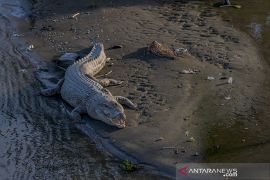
[204,0,270,162]
[222,0,270,63]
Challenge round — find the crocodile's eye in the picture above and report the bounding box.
[103,109,110,116]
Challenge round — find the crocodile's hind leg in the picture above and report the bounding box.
[98,78,123,87]
[68,105,86,123]
[85,74,122,87]
[40,79,64,96]
[115,96,137,110]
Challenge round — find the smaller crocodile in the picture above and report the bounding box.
[148,41,176,59]
[40,43,136,128]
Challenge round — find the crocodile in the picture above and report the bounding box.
[40,43,137,128]
[148,41,176,59]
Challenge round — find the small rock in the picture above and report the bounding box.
[174,47,188,55]
[180,69,200,74]
[187,137,195,142]
[193,152,199,156]
[71,12,80,18]
[185,131,189,137]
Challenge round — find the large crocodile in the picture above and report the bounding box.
[40,43,136,128]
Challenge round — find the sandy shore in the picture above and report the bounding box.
[16,0,270,176]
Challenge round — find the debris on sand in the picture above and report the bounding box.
[180,69,200,74]
[155,137,164,142]
[148,41,176,59]
[71,13,80,19]
[225,96,231,100]
[26,44,34,51]
[187,137,195,142]
[174,47,189,56]
[228,77,233,84]
[207,76,215,80]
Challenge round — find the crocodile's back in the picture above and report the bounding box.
[60,43,107,107]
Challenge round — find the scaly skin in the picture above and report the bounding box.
[41,43,136,128]
[148,41,176,59]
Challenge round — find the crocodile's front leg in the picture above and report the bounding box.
[115,96,137,110]
[69,105,86,123]
[40,79,64,96]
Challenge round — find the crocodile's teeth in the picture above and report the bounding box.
[112,119,126,128]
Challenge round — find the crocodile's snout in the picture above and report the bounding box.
[112,112,126,128]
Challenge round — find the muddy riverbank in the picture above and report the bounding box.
[5,0,270,178]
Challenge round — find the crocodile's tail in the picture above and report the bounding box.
[76,43,107,76]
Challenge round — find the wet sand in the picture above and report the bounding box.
[11,0,270,177]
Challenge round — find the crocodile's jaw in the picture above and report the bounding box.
[93,110,126,128]
[86,96,127,128]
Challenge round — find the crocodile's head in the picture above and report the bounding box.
[87,92,126,128]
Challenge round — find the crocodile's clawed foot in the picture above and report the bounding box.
[115,96,137,110]
[67,106,86,124]
[98,78,123,87]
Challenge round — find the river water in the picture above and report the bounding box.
[0,1,163,179]
[221,0,270,64]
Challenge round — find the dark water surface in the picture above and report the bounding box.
[204,0,270,162]
[222,0,270,63]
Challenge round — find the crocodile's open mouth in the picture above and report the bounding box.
[111,119,126,128]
